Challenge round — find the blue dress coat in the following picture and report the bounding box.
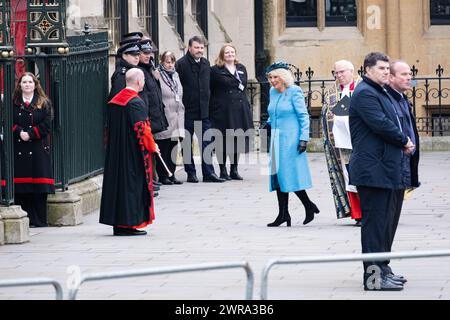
[268,85,312,192]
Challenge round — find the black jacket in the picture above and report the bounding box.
[108,58,136,101]
[349,76,409,189]
[138,62,168,134]
[175,52,210,120]
[385,85,420,188]
[209,64,253,133]
[13,95,55,194]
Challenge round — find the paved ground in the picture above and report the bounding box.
[1,152,450,300]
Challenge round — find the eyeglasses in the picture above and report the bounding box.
[334,69,351,75]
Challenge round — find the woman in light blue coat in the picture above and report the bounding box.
[265,61,320,227]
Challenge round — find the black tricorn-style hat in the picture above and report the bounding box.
[118,42,141,56]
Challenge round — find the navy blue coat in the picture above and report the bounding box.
[349,76,409,189]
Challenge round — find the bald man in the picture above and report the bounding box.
[100,68,160,236]
[321,59,362,224]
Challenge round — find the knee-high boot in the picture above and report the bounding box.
[267,189,291,227]
[219,164,231,180]
[230,153,243,180]
[294,190,320,225]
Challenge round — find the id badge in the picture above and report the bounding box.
[238,84,245,91]
[175,94,180,102]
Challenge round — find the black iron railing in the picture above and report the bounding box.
[247,64,450,138]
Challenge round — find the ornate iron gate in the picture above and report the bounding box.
[1,0,109,204]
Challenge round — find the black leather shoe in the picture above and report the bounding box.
[387,273,407,283]
[160,177,174,185]
[153,180,162,186]
[187,174,199,183]
[203,173,226,183]
[113,227,147,236]
[364,275,404,291]
[170,176,183,184]
[230,171,243,180]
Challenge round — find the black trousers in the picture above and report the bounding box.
[155,138,179,179]
[358,186,405,275]
[15,193,49,227]
[183,119,215,176]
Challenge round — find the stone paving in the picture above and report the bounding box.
[0,152,449,300]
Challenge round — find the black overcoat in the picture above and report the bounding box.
[99,89,154,227]
[138,62,168,134]
[209,64,253,133]
[348,76,409,190]
[13,96,55,194]
[385,85,420,188]
[175,53,210,120]
[107,58,136,101]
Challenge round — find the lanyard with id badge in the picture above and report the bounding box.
[235,70,245,92]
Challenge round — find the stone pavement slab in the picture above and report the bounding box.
[0,152,449,300]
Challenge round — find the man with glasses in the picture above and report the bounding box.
[322,60,362,224]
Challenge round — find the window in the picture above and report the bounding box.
[137,0,158,50]
[430,0,450,25]
[167,0,184,40]
[286,0,318,27]
[104,0,121,52]
[192,0,208,38]
[286,0,357,28]
[325,0,357,26]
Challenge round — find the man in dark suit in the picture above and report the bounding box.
[385,60,420,272]
[349,52,416,291]
[175,36,225,183]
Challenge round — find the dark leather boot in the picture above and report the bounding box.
[294,190,320,225]
[303,202,320,225]
[219,164,231,180]
[230,164,243,180]
[267,190,291,227]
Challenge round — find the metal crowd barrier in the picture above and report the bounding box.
[260,249,450,300]
[68,261,254,300]
[0,277,64,300]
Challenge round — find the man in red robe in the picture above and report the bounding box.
[100,68,159,236]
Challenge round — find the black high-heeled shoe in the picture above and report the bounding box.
[303,203,320,225]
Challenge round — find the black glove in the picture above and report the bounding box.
[298,140,307,154]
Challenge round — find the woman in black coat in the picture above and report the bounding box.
[12,72,55,227]
[210,44,253,180]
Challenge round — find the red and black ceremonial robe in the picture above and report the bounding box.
[99,88,157,228]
